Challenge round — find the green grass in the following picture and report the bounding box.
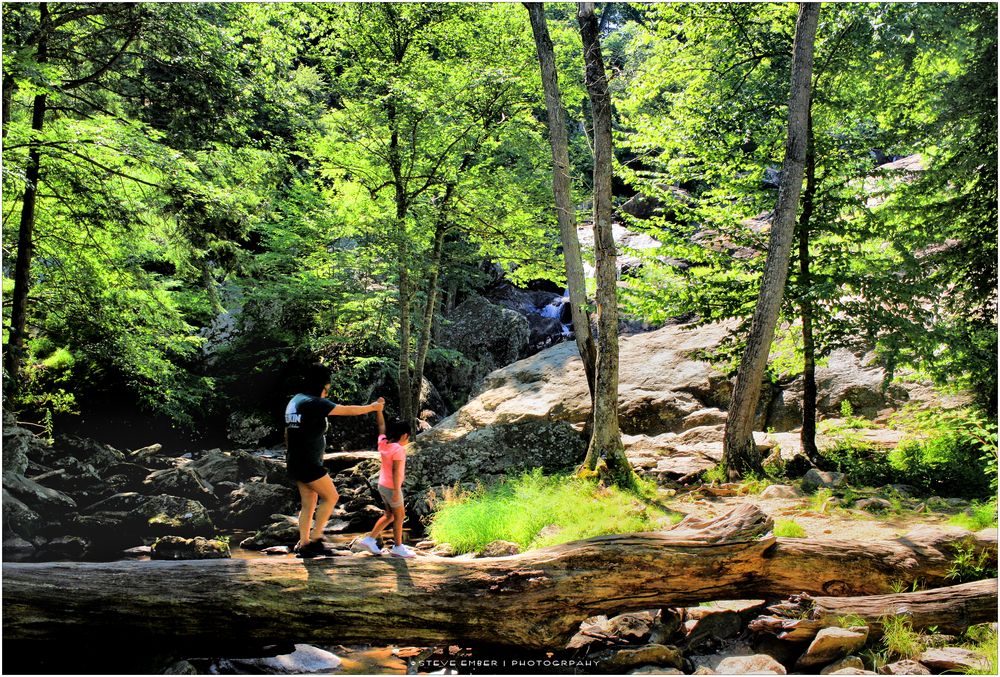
[880,614,923,660]
[427,469,677,554]
[962,625,998,675]
[948,500,998,531]
[808,487,835,513]
[774,519,806,538]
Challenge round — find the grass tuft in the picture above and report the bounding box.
[427,469,677,554]
[774,519,806,538]
[948,500,998,531]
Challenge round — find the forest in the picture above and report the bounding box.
[2,2,998,676]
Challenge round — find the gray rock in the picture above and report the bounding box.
[151,535,230,560]
[215,482,297,529]
[917,647,990,672]
[686,610,742,649]
[883,484,917,497]
[802,469,846,489]
[3,470,77,513]
[597,644,684,671]
[143,466,216,502]
[162,660,200,675]
[478,540,521,557]
[53,435,126,472]
[856,498,893,513]
[760,484,802,499]
[712,655,787,674]
[877,659,930,675]
[435,295,531,402]
[37,535,89,559]
[827,670,877,675]
[189,449,284,487]
[627,668,684,675]
[796,627,869,669]
[822,656,866,674]
[216,644,342,674]
[2,535,36,561]
[2,421,41,474]
[128,494,215,537]
[2,489,43,539]
[406,420,585,500]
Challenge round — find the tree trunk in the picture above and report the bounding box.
[3,506,993,651]
[410,213,448,417]
[723,2,820,480]
[798,110,819,462]
[525,2,597,403]
[5,3,49,390]
[750,579,998,641]
[577,2,632,484]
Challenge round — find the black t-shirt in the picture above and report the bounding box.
[284,393,338,467]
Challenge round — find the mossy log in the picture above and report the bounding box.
[749,578,998,641]
[3,506,995,650]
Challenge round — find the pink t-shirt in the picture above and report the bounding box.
[377,434,406,488]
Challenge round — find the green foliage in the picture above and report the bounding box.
[962,625,998,676]
[948,500,999,531]
[808,487,836,513]
[774,519,806,538]
[946,539,998,583]
[427,469,674,555]
[879,614,923,661]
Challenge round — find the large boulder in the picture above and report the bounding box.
[439,322,738,436]
[2,416,42,474]
[430,295,530,406]
[143,466,216,503]
[405,420,585,494]
[2,488,43,540]
[127,494,215,537]
[51,435,126,473]
[215,482,297,530]
[2,470,77,515]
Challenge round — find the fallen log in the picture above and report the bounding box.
[749,578,998,640]
[3,505,995,650]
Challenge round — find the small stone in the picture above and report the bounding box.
[877,659,930,675]
[151,535,230,560]
[686,610,742,649]
[478,540,521,557]
[822,656,865,674]
[628,668,683,675]
[760,484,802,499]
[603,644,684,671]
[796,626,869,668]
[828,670,876,675]
[713,655,787,674]
[918,647,990,672]
[803,469,845,489]
[855,498,892,513]
[261,545,292,555]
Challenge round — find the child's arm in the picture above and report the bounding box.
[373,397,386,437]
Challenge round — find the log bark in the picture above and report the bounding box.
[750,579,998,641]
[4,506,995,651]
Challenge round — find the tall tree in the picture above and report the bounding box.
[524,2,597,403]
[577,2,633,485]
[3,3,142,388]
[723,2,820,479]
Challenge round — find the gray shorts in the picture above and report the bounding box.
[378,484,404,510]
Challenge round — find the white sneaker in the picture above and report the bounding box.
[357,535,382,555]
[390,544,416,558]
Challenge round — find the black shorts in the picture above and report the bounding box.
[287,461,327,484]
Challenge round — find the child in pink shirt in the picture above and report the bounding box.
[357,401,415,558]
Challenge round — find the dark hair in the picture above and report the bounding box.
[302,363,332,397]
[385,419,411,443]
